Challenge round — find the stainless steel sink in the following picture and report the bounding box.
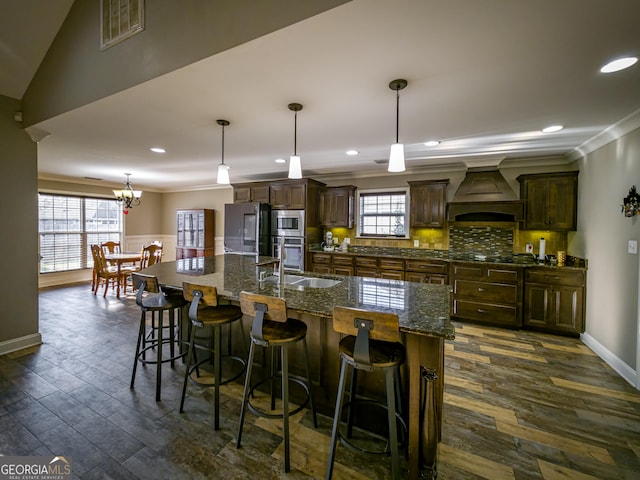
[264,274,341,289]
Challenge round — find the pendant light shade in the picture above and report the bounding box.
[216,119,230,185]
[288,103,303,179]
[388,79,408,173]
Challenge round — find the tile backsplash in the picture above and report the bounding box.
[449,225,513,257]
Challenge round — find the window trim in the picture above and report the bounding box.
[355,187,410,239]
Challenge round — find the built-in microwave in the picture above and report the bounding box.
[271,210,305,237]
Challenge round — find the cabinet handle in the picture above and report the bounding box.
[477,309,487,313]
[477,287,485,292]
[545,275,560,280]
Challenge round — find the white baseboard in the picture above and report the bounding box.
[0,333,43,356]
[580,332,638,389]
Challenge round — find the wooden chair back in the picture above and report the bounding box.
[91,244,110,275]
[332,306,401,343]
[140,244,163,269]
[239,291,288,323]
[131,272,161,294]
[183,282,218,307]
[100,241,120,255]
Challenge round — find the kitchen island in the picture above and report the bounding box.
[143,254,454,479]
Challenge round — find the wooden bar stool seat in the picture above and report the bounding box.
[326,306,408,480]
[179,282,246,431]
[236,291,317,473]
[130,272,188,402]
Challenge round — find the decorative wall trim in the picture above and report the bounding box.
[567,107,640,161]
[581,332,638,390]
[0,333,42,356]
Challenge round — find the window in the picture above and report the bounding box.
[357,190,408,237]
[38,193,123,273]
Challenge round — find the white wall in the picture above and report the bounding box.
[573,115,640,386]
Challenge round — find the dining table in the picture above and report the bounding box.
[104,251,140,297]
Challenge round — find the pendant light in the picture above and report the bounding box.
[216,119,230,184]
[288,103,303,179]
[388,79,408,173]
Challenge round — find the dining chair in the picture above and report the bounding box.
[140,243,163,269]
[90,244,131,297]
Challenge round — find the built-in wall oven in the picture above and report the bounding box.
[272,210,305,271]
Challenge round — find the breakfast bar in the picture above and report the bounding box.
[143,254,454,478]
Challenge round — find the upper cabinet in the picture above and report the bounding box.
[517,172,578,231]
[408,180,449,228]
[320,186,356,228]
[270,182,307,209]
[232,183,270,204]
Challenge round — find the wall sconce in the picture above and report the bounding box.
[622,185,640,217]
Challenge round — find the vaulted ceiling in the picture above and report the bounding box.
[3,0,640,191]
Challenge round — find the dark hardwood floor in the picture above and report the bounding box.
[0,284,639,479]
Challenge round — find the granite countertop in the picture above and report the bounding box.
[143,255,455,340]
[309,245,588,270]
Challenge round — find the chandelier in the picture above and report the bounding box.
[113,173,142,214]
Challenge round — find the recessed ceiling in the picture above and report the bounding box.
[4,0,640,191]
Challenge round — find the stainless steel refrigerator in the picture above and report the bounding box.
[223,202,271,255]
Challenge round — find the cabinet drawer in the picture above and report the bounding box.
[486,267,522,283]
[333,266,354,276]
[454,280,519,304]
[525,269,584,286]
[379,258,404,271]
[355,256,378,267]
[405,260,448,274]
[333,255,354,266]
[311,253,332,264]
[453,300,520,327]
[451,264,484,279]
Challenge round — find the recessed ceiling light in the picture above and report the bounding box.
[424,140,440,147]
[275,158,286,163]
[542,125,563,133]
[150,147,166,153]
[600,56,638,73]
[346,150,359,156]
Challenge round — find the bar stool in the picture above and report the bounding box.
[326,306,407,480]
[236,291,317,473]
[179,282,246,431]
[130,272,188,402]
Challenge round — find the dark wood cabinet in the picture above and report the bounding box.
[517,172,578,231]
[523,268,585,336]
[405,259,449,284]
[451,262,524,328]
[270,182,306,209]
[232,183,270,203]
[320,186,356,228]
[176,209,215,259]
[310,252,354,275]
[408,180,449,228]
[355,256,404,280]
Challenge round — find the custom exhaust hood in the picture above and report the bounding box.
[447,167,524,222]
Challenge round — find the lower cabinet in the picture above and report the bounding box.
[310,252,354,275]
[356,256,404,280]
[405,259,449,284]
[451,263,524,328]
[523,268,585,336]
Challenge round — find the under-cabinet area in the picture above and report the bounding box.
[309,247,586,336]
